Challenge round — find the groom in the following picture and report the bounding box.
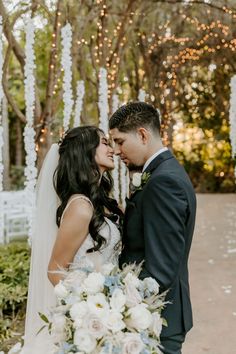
[109,102,196,354]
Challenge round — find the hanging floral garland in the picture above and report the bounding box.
[120,161,128,209]
[111,94,120,202]
[229,75,236,179]
[98,67,109,134]
[138,88,146,102]
[74,80,85,127]
[0,15,4,193]
[61,23,73,132]
[23,17,37,238]
[0,16,4,243]
[112,94,119,113]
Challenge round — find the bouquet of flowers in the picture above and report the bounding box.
[41,261,168,354]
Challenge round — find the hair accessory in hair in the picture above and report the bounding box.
[58,132,67,146]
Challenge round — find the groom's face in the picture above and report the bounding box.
[110,128,146,168]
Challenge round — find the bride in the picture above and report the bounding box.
[21,126,122,353]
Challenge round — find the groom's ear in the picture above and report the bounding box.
[137,127,149,144]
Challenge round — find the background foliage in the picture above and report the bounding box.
[1,0,236,192]
[0,242,30,349]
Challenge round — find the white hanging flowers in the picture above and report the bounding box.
[229,76,236,157]
[74,80,85,127]
[0,16,4,193]
[23,17,37,239]
[98,67,109,134]
[0,126,3,192]
[23,18,37,194]
[0,16,4,244]
[61,23,74,132]
[121,162,128,209]
[112,94,119,113]
[138,89,146,102]
[229,75,236,178]
[111,94,120,202]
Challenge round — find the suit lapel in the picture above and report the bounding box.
[127,150,174,202]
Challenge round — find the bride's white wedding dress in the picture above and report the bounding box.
[21,195,121,354]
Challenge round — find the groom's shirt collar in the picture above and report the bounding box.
[142,147,168,172]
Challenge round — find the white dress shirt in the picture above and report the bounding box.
[142,147,168,172]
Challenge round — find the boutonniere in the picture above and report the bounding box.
[131,172,151,192]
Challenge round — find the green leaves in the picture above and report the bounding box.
[0,242,30,342]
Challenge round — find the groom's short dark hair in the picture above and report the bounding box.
[109,102,161,133]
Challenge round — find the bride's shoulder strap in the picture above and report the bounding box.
[61,194,94,222]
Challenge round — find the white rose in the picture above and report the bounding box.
[142,277,160,294]
[149,312,163,337]
[51,313,66,333]
[65,293,81,306]
[73,318,83,328]
[122,333,144,354]
[82,272,105,294]
[123,273,141,288]
[64,269,87,288]
[74,329,97,353]
[70,301,88,321]
[132,173,142,188]
[125,283,142,308]
[84,313,107,339]
[110,288,126,312]
[126,304,152,330]
[104,310,126,333]
[87,293,109,317]
[50,313,66,342]
[54,280,69,299]
[54,303,70,314]
[101,262,116,275]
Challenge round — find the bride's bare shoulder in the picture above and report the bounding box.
[61,194,93,223]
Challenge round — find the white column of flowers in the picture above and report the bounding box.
[98,67,109,134]
[74,80,85,127]
[111,94,120,202]
[229,75,236,179]
[120,161,128,209]
[0,16,4,243]
[0,16,3,192]
[24,17,38,239]
[138,88,146,102]
[61,23,73,132]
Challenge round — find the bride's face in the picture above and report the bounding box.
[95,134,114,173]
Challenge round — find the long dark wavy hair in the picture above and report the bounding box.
[53,126,123,253]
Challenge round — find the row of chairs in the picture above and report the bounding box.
[0,191,33,244]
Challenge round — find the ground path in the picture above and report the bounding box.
[183,194,236,354]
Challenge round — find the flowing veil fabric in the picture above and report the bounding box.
[22,144,60,353]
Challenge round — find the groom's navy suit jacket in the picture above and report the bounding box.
[119,150,196,337]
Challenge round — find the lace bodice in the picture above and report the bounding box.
[62,195,121,270]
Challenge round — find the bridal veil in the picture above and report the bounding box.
[22,144,59,353]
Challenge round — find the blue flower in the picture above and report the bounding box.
[57,342,74,353]
[140,331,150,345]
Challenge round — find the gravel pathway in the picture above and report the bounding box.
[183,194,236,354]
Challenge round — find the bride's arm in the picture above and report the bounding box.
[48,199,93,286]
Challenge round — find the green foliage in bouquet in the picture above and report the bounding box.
[0,242,30,342]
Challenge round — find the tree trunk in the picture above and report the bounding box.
[15,119,23,166]
[2,96,10,190]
